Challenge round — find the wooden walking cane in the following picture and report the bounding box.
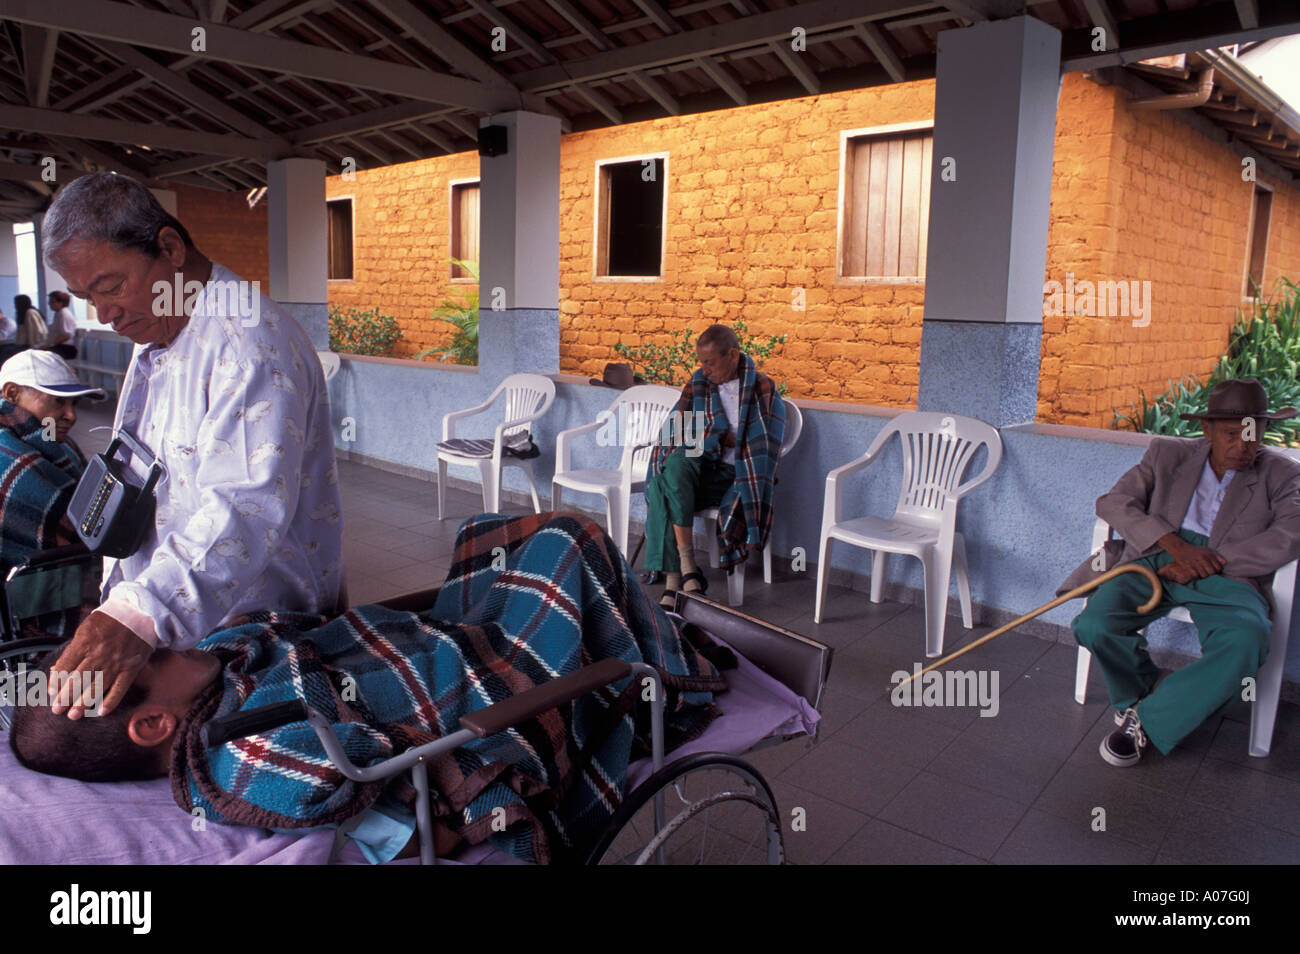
[896,563,1164,688]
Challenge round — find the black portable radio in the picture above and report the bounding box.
[66,429,164,559]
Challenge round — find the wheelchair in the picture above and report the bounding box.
[0,542,101,728]
[2,569,830,865]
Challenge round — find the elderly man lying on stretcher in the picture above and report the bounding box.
[10,512,730,864]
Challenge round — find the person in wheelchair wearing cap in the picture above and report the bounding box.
[0,350,106,639]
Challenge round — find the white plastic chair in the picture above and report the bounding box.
[697,400,803,607]
[813,411,1002,657]
[436,374,556,519]
[1073,517,1296,757]
[552,385,681,556]
[317,350,340,383]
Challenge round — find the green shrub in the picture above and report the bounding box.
[416,260,478,366]
[614,318,788,394]
[328,305,402,356]
[1115,277,1300,446]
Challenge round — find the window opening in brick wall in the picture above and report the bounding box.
[327,198,353,281]
[1244,185,1273,299]
[596,156,666,278]
[840,129,932,280]
[450,181,480,279]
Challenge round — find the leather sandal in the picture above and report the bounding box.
[681,570,708,595]
[659,589,679,609]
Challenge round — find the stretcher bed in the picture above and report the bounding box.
[0,589,831,865]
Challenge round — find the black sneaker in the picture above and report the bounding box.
[1100,707,1147,767]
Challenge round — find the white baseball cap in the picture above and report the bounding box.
[0,350,106,400]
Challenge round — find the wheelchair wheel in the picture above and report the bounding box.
[0,638,62,732]
[586,753,785,865]
[0,637,62,668]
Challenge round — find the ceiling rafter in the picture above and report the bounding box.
[509,0,934,92]
[0,0,534,112]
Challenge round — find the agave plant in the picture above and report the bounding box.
[1115,277,1300,446]
[416,259,479,365]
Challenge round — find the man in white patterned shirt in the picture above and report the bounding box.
[38,173,344,719]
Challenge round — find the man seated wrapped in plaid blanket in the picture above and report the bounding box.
[0,351,105,639]
[10,512,729,863]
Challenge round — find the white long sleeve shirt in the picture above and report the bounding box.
[99,263,345,649]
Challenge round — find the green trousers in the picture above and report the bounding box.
[643,453,735,573]
[1071,529,1271,754]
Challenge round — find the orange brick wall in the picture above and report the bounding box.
[1038,75,1300,427]
[559,84,933,406]
[325,154,480,359]
[172,182,269,287]
[287,75,1300,425]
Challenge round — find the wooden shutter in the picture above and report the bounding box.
[1245,187,1272,298]
[452,183,480,278]
[842,131,932,278]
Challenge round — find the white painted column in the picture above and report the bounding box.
[477,110,561,376]
[149,188,178,217]
[0,227,19,316]
[267,158,328,348]
[917,16,1061,426]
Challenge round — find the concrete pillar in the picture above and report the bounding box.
[917,16,1061,427]
[477,111,561,379]
[267,158,328,348]
[150,188,179,217]
[28,212,66,314]
[0,227,18,315]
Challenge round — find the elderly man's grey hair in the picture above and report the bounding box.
[697,323,739,354]
[42,173,195,269]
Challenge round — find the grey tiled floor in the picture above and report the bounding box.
[335,457,1300,866]
[68,406,1300,864]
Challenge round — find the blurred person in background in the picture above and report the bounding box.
[44,291,79,361]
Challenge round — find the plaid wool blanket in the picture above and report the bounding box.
[171,512,726,863]
[649,353,786,569]
[0,400,97,638]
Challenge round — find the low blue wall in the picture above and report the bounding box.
[328,355,1300,686]
[71,329,134,400]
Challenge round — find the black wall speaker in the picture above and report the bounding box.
[478,125,508,157]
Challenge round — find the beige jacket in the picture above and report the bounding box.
[1057,436,1300,612]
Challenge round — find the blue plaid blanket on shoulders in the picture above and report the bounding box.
[648,353,785,568]
[171,512,726,863]
[0,400,98,638]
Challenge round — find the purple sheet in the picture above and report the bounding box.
[0,630,819,865]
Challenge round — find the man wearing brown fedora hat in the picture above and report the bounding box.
[589,362,646,390]
[1059,378,1300,767]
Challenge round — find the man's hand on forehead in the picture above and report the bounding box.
[49,611,152,719]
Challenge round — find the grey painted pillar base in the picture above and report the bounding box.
[479,308,560,378]
[277,301,329,350]
[917,320,1042,427]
